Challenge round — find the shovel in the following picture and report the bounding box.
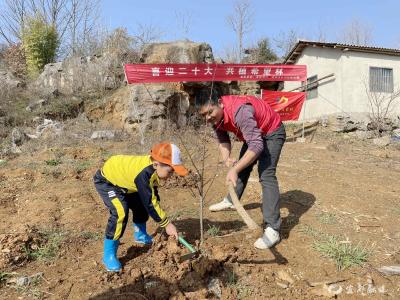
[228,182,259,230]
[178,236,199,262]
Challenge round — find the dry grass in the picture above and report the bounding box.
[207,224,221,237]
[25,228,67,262]
[299,224,369,270]
[314,237,369,270]
[317,212,337,224]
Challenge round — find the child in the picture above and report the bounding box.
[93,143,188,272]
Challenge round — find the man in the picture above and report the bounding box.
[200,95,286,249]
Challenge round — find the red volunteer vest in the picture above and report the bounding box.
[220,95,281,141]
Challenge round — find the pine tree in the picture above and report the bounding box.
[256,38,277,63]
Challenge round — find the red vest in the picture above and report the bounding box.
[220,95,281,141]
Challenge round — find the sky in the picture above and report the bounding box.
[100,0,399,57]
[0,0,397,56]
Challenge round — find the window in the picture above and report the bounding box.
[304,75,318,99]
[369,67,393,93]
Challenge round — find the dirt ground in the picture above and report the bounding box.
[0,121,399,300]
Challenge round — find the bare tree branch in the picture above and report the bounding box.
[0,0,101,57]
[221,43,239,63]
[203,168,219,201]
[0,0,28,44]
[226,0,253,62]
[273,29,299,59]
[337,18,374,46]
[174,10,193,40]
[363,79,400,135]
[133,23,163,48]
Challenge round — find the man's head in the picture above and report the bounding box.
[197,88,224,126]
[150,143,188,179]
[199,100,224,126]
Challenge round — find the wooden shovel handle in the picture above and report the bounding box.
[228,183,259,230]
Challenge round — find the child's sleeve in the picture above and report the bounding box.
[134,168,170,227]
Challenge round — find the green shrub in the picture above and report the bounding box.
[207,224,221,236]
[37,97,83,120]
[300,224,369,270]
[0,272,14,284]
[317,212,337,224]
[80,231,102,241]
[0,89,32,133]
[45,159,61,166]
[314,237,369,270]
[255,38,278,63]
[22,15,59,77]
[25,228,66,261]
[74,160,93,173]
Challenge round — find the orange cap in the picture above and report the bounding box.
[150,143,189,176]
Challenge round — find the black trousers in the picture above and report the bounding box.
[226,123,286,231]
[93,170,149,240]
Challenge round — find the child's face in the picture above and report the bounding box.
[153,162,174,179]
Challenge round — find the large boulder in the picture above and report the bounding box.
[0,70,22,106]
[33,53,123,96]
[34,41,214,97]
[141,40,214,64]
[373,136,391,147]
[0,70,23,89]
[128,83,190,130]
[85,41,220,131]
[87,84,190,132]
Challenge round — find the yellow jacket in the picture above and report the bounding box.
[101,155,169,227]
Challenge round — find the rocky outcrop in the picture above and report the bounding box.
[0,70,23,89]
[141,40,214,64]
[40,40,270,131]
[33,40,215,99]
[128,83,190,130]
[33,53,123,96]
[87,84,190,132]
[85,41,222,131]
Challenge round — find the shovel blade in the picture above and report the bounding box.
[179,251,199,262]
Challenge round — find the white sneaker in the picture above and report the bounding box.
[254,227,280,249]
[209,197,235,212]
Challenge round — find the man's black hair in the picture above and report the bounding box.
[195,87,221,107]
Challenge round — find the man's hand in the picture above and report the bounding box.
[226,167,238,187]
[165,222,178,239]
[225,157,237,168]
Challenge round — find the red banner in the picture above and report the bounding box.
[262,90,306,121]
[124,64,307,83]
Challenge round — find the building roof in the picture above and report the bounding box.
[284,40,400,64]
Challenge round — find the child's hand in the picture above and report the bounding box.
[165,223,178,239]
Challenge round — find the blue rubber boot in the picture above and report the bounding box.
[102,239,121,272]
[133,223,153,245]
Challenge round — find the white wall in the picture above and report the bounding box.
[284,46,400,121]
